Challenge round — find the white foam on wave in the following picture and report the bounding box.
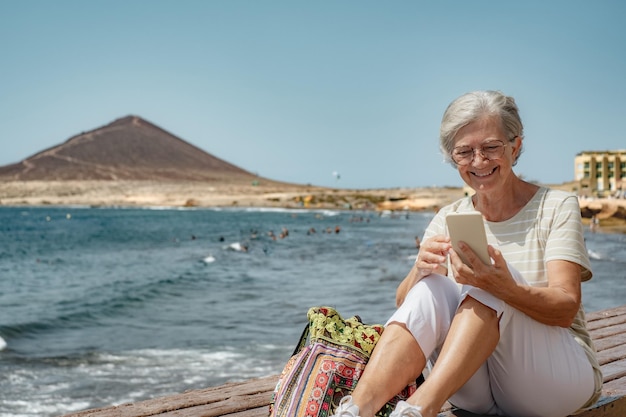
[4,399,93,416]
[95,345,285,382]
[243,207,314,214]
[587,248,618,262]
[1,374,91,416]
[588,249,604,260]
[0,335,6,351]
[227,242,246,252]
[215,206,344,216]
[140,205,186,211]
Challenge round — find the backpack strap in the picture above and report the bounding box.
[290,321,310,356]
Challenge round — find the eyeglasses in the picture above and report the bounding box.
[451,140,508,166]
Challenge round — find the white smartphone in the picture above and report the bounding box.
[445,212,490,266]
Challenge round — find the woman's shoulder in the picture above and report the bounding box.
[541,186,576,198]
[538,187,579,209]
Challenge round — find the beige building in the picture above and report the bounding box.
[575,150,626,197]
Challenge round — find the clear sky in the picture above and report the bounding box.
[1,1,624,189]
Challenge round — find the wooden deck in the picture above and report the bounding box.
[65,305,626,417]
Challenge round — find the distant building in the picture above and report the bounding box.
[575,150,626,197]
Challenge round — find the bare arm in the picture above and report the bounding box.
[396,235,451,307]
[450,243,581,327]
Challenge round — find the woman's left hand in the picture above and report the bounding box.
[449,242,516,298]
[449,241,582,327]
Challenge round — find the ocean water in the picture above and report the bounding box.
[0,206,624,417]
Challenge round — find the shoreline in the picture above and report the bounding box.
[1,180,624,232]
[0,180,465,212]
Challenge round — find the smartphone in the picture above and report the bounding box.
[445,212,490,266]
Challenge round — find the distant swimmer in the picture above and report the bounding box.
[228,242,248,252]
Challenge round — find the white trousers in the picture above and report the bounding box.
[386,270,595,417]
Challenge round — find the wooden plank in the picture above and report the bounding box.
[601,360,626,385]
[156,391,271,417]
[587,312,626,330]
[589,316,626,339]
[603,378,626,396]
[589,321,626,338]
[587,305,626,322]
[65,376,277,417]
[594,332,626,355]
[597,341,626,366]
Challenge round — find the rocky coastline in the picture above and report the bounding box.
[0,180,624,232]
[0,180,462,211]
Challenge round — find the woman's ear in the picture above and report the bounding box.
[511,135,523,160]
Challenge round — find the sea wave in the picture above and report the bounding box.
[587,248,625,264]
[0,272,204,343]
[235,206,343,216]
[0,345,286,417]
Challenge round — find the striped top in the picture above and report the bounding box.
[423,187,602,407]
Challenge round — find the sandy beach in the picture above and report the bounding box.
[1,180,624,232]
[0,180,465,211]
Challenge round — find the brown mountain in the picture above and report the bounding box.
[0,115,265,183]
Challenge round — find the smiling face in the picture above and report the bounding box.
[454,116,521,193]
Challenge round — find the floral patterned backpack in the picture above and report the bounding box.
[269,306,419,417]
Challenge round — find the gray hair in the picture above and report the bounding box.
[440,90,524,166]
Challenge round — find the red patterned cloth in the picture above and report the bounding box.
[269,306,417,417]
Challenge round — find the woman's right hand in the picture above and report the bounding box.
[396,235,452,306]
[415,234,452,277]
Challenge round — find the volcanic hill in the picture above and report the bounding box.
[0,116,270,183]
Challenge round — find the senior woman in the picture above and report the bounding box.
[332,91,601,417]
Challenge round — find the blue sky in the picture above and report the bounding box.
[1,1,624,189]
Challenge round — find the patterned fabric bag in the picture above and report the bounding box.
[269,306,419,417]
